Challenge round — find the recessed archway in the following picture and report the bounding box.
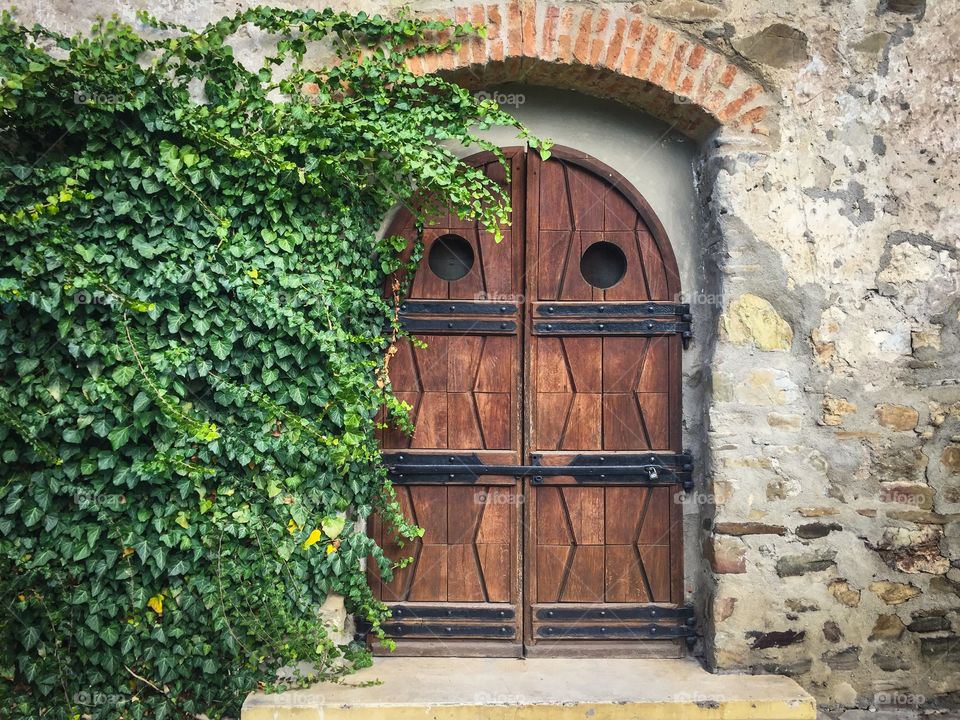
[406,0,777,141]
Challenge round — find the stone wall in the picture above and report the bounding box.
[12,0,959,715]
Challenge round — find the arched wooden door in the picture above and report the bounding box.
[369,146,694,658]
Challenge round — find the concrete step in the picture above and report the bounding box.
[242,657,816,720]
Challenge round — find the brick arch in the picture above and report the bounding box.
[406,1,776,140]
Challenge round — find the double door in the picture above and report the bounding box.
[369,146,693,657]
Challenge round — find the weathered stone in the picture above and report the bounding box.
[797,507,839,518]
[908,615,951,633]
[750,659,813,676]
[878,0,925,17]
[714,521,787,536]
[911,328,942,351]
[920,636,960,662]
[732,369,801,406]
[822,647,860,671]
[853,31,891,54]
[767,412,803,428]
[942,446,960,474]
[886,510,954,525]
[704,536,746,574]
[822,396,857,426]
[869,581,922,605]
[873,652,912,672]
[875,526,949,574]
[746,629,805,649]
[733,23,809,68]
[875,404,920,431]
[720,294,793,351]
[880,482,935,511]
[714,596,737,622]
[870,614,906,640]
[822,621,843,643]
[796,522,842,539]
[776,550,837,577]
[785,598,819,613]
[930,575,960,597]
[873,446,929,484]
[649,0,724,22]
[828,580,861,608]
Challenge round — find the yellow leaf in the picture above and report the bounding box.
[326,543,337,555]
[287,519,299,535]
[303,529,321,548]
[175,512,189,529]
[122,547,134,558]
[246,268,259,279]
[147,594,163,615]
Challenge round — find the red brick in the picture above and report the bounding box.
[648,29,676,84]
[694,55,722,103]
[540,5,560,58]
[505,0,522,56]
[678,73,694,96]
[521,0,538,57]
[573,9,595,64]
[603,16,627,68]
[588,9,610,66]
[469,4,486,65]
[737,105,768,127]
[664,40,689,91]
[634,24,659,78]
[719,84,763,122]
[556,6,578,62]
[719,63,738,88]
[687,44,706,70]
[489,36,505,63]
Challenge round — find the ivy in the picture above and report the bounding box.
[0,7,548,719]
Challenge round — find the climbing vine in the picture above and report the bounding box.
[0,7,547,718]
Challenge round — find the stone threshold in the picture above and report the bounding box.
[241,656,816,720]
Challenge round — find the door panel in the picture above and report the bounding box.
[372,146,691,658]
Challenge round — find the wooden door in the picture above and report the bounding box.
[370,146,693,658]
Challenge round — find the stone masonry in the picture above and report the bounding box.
[13,0,960,716]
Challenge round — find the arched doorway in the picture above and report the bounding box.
[369,146,693,658]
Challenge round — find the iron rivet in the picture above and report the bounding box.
[398,455,404,461]
[547,307,554,313]
[599,305,605,312]
[447,322,454,328]
[449,457,456,462]
[547,611,554,617]
[599,610,606,617]
[545,324,552,330]
[446,627,452,633]
[449,305,456,311]
[449,473,455,479]
[598,323,604,330]
[500,322,507,329]
[500,306,507,312]
[400,304,407,311]
[600,474,606,479]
